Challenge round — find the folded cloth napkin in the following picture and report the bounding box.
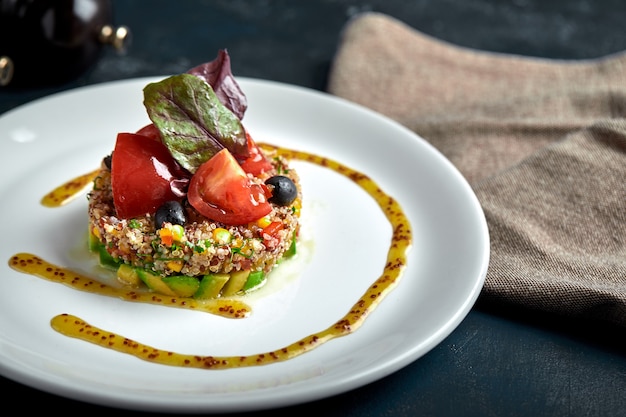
[327,12,626,327]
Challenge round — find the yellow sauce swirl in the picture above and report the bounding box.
[8,144,412,369]
[8,253,250,319]
[40,169,100,207]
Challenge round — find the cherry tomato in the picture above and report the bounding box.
[111,132,187,219]
[238,131,273,175]
[188,148,272,225]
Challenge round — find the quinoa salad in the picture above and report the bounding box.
[87,50,302,299]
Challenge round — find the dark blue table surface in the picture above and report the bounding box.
[2,1,625,416]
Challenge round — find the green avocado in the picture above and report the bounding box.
[162,275,200,297]
[242,270,266,292]
[194,273,229,299]
[89,232,121,271]
[221,269,250,297]
[88,231,102,252]
[116,263,141,287]
[284,235,297,258]
[136,269,177,296]
[98,245,120,270]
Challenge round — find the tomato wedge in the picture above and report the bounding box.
[111,132,188,219]
[238,132,273,175]
[135,123,162,142]
[188,148,271,225]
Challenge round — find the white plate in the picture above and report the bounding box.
[0,77,489,413]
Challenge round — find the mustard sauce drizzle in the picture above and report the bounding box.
[8,253,251,319]
[40,169,100,207]
[8,144,412,369]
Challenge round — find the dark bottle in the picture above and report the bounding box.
[0,0,129,88]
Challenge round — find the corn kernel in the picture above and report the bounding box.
[167,260,184,272]
[213,228,232,245]
[256,215,272,228]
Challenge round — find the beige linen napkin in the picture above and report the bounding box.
[327,12,626,326]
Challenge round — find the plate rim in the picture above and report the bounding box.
[0,76,489,413]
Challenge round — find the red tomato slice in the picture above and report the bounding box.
[135,123,162,142]
[238,132,273,175]
[188,148,271,225]
[111,132,187,219]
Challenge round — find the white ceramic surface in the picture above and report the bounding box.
[0,78,489,413]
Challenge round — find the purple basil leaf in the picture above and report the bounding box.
[143,73,248,173]
[187,49,248,120]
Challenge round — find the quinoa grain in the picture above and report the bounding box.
[88,155,301,280]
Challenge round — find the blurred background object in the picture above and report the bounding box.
[0,0,129,88]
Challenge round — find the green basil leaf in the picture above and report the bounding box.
[143,73,248,173]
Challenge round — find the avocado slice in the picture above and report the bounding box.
[283,234,297,258]
[136,269,177,296]
[242,270,266,292]
[162,275,200,297]
[116,263,141,287]
[88,231,102,252]
[98,245,120,271]
[194,273,229,299]
[221,269,250,297]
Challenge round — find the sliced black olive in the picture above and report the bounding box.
[155,200,186,228]
[265,175,297,206]
[103,153,112,170]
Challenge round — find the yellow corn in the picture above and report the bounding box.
[256,215,272,229]
[212,227,232,244]
[166,260,184,272]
